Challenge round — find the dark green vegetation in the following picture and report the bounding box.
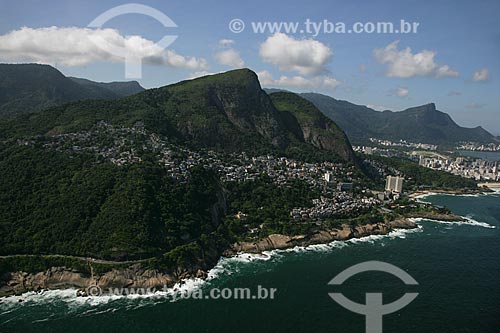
[322,210,386,229]
[138,70,354,161]
[0,68,479,279]
[269,92,355,162]
[0,63,144,117]
[387,197,452,215]
[0,68,357,273]
[0,256,125,277]
[302,92,497,145]
[142,69,289,153]
[224,176,321,239]
[0,144,226,262]
[0,69,357,276]
[69,77,144,97]
[0,257,90,280]
[0,68,355,163]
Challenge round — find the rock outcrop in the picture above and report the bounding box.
[407,212,465,222]
[0,264,183,296]
[228,219,416,253]
[0,219,417,296]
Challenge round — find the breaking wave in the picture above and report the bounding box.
[409,217,496,229]
[206,226,424,281]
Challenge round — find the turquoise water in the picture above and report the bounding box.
[1,192,499,332]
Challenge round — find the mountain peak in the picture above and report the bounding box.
[69,77,145,97]
[0,63,146,117]
[0,62,66,80]
[188,68,259,85]
[406,103,437,114]
[269,91,355,162]
[300,92,496,145]
[424,102,436,111]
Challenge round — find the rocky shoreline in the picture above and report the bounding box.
[409,187,492,198]
[0,263,209,297]
[226,219,417,254]
[1,219,418,297]
[5,212,474,297]
[406,212,466,222]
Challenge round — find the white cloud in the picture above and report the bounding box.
[259,33,332,76]
[218,39,235,47]
[321,76,342,90]
[257,70,341,91]
[257,34,339,91]
[374,40,458,78]
[215,48,244,68]
[396,87,409,97]
[0,26,208,70]
[214,39,244,68]
[472,68,489,81]
[215,48,244,67]
[436,65,459,78]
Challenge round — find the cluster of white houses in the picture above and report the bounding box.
[32,122,411,225]
[418,155,499,181]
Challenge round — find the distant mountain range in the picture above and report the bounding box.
[0,67,359,275]
[0,63,144,117]
[301,93,498,146]
[0,68,355,162]
[68,77,145,98]
[0,67,480,283]
[0,63,495,146]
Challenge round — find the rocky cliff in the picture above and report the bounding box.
[228,219,416,253]
[0,264,208,296]
[0,219,417,296]
[269,91,356,162]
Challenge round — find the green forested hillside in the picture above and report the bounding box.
[0,69,356,162]
[69,77,145,97]
[0,63,144,117]
[302,92,497,145]
[0,68,474,273]
[0,144,224,261]
[270,92,355,162]
[0,69,358,265]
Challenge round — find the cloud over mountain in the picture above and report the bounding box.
[374,40,458,78]
[215,39,244,68]
[257,70,341,91]
[259,33,332,76]
[0,26,208,70]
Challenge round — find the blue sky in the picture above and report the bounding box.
[0,0,499,134]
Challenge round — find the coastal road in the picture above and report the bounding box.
[0,254,150,265]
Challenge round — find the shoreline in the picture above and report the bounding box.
[1,219,417,297]
[408,187,494,199]
[477,182,500,189]
[225,219,417,254]
[0,209,486,298]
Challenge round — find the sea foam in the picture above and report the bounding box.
[0,226,425,308]
[212,226,423,266]
[409,217,496,229]
[0,275,210,310]
[4,213,493,308]
[415,189,500,202]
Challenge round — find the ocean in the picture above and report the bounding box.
[457,150,500,161]
[1,191,499,333]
